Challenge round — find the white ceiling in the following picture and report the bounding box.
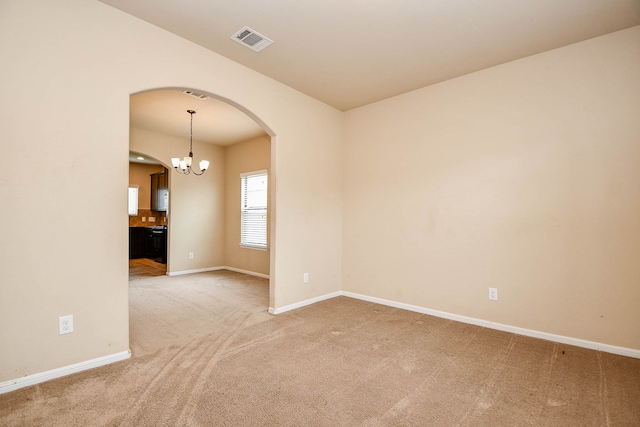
[101,0,639,112]
[130,89,266,149]
[118,1,639,155]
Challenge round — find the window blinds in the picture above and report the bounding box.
[241,171,268,249]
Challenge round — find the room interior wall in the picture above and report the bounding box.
[224,135,271,276]
[5,0,634,392]
[0,0,343,385]
[342,26,640,351]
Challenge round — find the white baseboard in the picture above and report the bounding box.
[342,291,640,359]
[167,266,269,279]
[223,266,270,279]
[167,266,224,276]
[268,290,639,359]
[0,350,131,395]
[5,291,636,395]
[269,291,342,315]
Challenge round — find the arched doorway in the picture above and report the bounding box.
[127,88,275,355]
[129,87,274,277]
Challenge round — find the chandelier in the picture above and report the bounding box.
[171,110,209,175]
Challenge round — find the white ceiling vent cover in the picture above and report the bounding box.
[182,90,208,100]
[231,26,273,52]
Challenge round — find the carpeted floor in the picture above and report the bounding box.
[1,271,639,426]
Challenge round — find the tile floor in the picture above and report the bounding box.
[129,258,167,280]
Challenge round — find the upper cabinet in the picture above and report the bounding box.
[150,170,168,212]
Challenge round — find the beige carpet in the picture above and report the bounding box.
[1,271,639,426]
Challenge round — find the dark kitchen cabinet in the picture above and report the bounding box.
[151,170,168,212]
[129,226,167,263]
[145,227,167,263]
[129,227,146,259]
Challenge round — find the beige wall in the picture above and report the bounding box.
[129,162,164,210]
[224,136,271,276]
[343,26,640,350]
[0,0,343,383]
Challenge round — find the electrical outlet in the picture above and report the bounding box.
[59,315,74,335]
[141,217,146,222]
[189,252,194,260]
[489,288,498,301]
[148,217,156,223]
[303,273,309,283]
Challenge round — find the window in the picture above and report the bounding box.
[240,170,268,249]
[128,186,139,216]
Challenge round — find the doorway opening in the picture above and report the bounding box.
[128,153,169,279]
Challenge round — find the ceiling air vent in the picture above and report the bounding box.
[231,26,273,52]
[182,90,208,100]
